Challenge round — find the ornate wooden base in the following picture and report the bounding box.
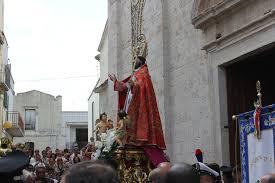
[114,146,152,183]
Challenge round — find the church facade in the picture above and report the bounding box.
[102,0,275,165]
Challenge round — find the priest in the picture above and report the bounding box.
[109,54,166,167]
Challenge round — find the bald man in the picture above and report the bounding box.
[148,162,171,183]
[148,168,163,183]
[157,162,172,171]
[165,163,200,183]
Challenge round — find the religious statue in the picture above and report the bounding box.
[107,119,115,132]
[109,38,167,167]
[106,119,116,141]
[114,111,128,148]
[94,113,108,136]
[93,119,100,141]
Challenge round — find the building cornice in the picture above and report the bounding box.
[17,90,60,99]
[94,79,108,94]
[203,8,275,52]
[192,0,250,29]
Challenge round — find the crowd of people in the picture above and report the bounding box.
[148,162,237,183]
[1,110,273,182]
[18,145,275,183]
[148,161,275,183]
[31,159,274,183]
[20,138,97,183]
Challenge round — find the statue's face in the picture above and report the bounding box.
[102,115,107,121]
[108,120,114,129]
[134,57,142,69]
[96,119,100,124]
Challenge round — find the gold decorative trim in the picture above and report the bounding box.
[131,0,147,72]
[254,80,262,108]
[114,146,151,183]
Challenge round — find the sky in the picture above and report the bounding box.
[4,0,107,111]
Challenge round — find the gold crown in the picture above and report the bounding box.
[1,137,11,146]
[0,137,12,157]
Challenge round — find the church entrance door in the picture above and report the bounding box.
[226,46,275,165]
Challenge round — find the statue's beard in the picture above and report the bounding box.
[134,62,142,69]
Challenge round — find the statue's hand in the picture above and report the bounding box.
[128,80,135,87]
[108,74,117,82]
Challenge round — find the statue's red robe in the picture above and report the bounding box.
[114,64,166,166]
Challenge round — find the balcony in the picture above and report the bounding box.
[5,111,25,137]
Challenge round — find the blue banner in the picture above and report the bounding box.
[238,104,275,183]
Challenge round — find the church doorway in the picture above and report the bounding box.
[225,45,275,166]
[76,128,88,149]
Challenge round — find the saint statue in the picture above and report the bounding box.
[114,110,128,148]
[94,113,108,136]
[109,40,167,167]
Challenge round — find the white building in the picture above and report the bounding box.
[88,79,100,140]
[63,111,88,149]
[13,90,64,151]
[93,21,117,120]
[87,21,114,141]
[0,42,24,139]
[0,0,24,139]
[102,0,275,166]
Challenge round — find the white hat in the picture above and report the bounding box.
[196,162,219,177]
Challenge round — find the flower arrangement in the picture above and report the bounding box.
[92,129,117,161]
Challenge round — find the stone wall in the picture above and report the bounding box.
[108,0,215,164]
[161,0,215,164]
[107,0,275,165]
